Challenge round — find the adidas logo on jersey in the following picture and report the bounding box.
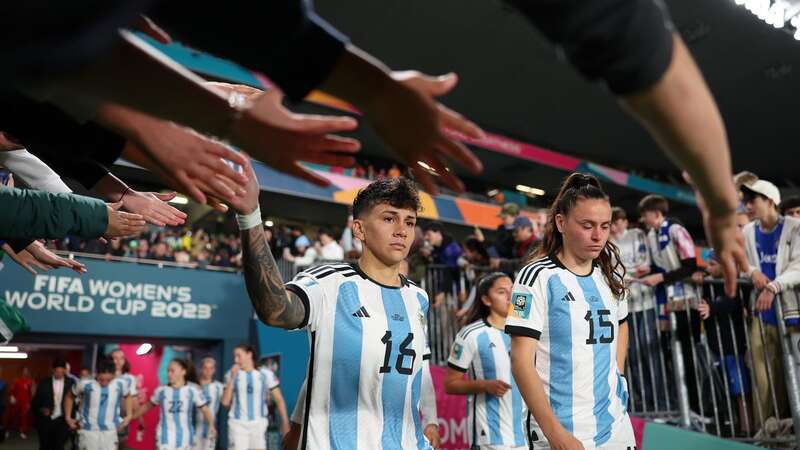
[391,313,405,322]
[489,342,496,349]
[561,292,576,302]
[352,306,370,318]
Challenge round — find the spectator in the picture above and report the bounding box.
[741,179,800,424]
[388,164,402,179]
[609,206,662,410]
[697,295,752,436]
[638,194,702,414]
[263,227,284,261]
[340,215,363,259]
[316,228,344,261]
[135,239,150,259]
[779,195,800,219]
[284,235,317,268]
[423,221,462,306]
[494,216,539,276]
[150,241,172,261]
[492,203,519,259]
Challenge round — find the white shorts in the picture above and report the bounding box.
[78,429,118,450]
[192,436,216,450]
[480,445,528,450]
[228,418,268,450]
[529,415,635,450]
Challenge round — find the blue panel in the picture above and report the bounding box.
[547,275,573,433]
[576,276,614,447]
[329,282,363,450]
[380,287,412,450]
[433,197,463,223]
[477,331,502,445]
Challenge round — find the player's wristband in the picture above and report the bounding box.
[236,206,262,230]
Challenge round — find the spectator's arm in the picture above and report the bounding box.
[0,187,107,239]
[0,149,71,193]
[771,225,800,293]
[661,257,697,284]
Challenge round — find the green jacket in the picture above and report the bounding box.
[0,186,108,239]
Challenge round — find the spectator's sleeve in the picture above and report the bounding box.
[285,270,328,331]
[0,149,72,193]
[0,187,108,240]
[657,224,696,284]
[446,331,476,372]
[503,0,674,95]
[149,0,350,101]
[772,223,800,292]
[505,271,549,339]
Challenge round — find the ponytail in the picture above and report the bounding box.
[529,173,625,297]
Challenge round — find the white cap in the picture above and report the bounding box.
[744,179,781,206]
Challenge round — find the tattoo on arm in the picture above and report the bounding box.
[241,225,305,329]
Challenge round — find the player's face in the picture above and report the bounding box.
[356,204,416,266]
[202,360,216,379]
[167,362,186,385]
[558,198,611,262]
[96,372,114,387]
[111,351,125,371]
[482,276,513,318]
[233,348,253,369]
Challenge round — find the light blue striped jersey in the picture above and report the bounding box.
[448,320,527,448]
[194,380,223,439]
[224,368,278,421]
[73,378,129,431]
[505,255,633,449]
[150,383,207,449]
[285,263,434,450]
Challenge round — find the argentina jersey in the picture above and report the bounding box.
[151,383,207,449]
[225,368,278,422]
[285,263,433,450]
[448,320,528,449]
[505,256,634,449]
[195,381,223,439]
[116,373,138,397]
[646,219,697,306]
[75,378,129,431]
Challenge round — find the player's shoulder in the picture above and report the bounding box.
[295,263,359,283]
[457,319,487,341]
[515,255,559,288]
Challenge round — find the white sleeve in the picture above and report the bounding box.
[290,380,307,424]
[193,385,208,408]
[263,369,280,390]
[0,149,72,193]
[419,361,438,428]
[505,271,549,339]
[446,331,476,372]
[285,270,329,331]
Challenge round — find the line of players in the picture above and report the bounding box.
[63,344,290,450]
[229,156,641,450]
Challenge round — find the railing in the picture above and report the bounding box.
[625,277,800,448]
[52,250,240,273]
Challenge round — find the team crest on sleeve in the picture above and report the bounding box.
[299,277,318,287]
[511,292,533,319]
[452,343,464,359]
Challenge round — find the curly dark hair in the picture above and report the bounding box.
[352,177,421,218]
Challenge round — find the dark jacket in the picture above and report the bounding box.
[0,187,108,240]
[31,375,76,425]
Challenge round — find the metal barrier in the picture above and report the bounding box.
[625,277,800,447]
